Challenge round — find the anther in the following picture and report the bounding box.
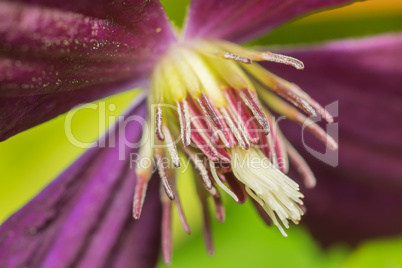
[239,89,270,135]
[182,147,213,190]
[132,177,149,220]
[223,52,252,64]
[155,106,164,141]
[191,123,220,161]
[162,125,181,168]
[220,108,249,149]
[156,152,175,200]
[197,94,231,148]
[177,99,191,146]
[224,89,259,143]
[261,52,304,70]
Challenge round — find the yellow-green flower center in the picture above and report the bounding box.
[133,38,338,263]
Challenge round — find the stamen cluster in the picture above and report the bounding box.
[133,39,337,264]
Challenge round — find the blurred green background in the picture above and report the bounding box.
[1,0,402,267]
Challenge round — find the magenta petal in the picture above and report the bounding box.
[265,33,402,244]
[0,79,142,141]
[0,0,175,140]
[0,1,175,96]
[184,0,355,43]
[0,99,161,267]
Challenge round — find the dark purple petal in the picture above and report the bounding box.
[264,33,402,245]
[0,79,143,141]
[0,0,175,140]
[184,0,355,43]
[0,98,162,268]
[0,0,175,96]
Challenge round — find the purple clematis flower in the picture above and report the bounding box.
[1,0,402,267]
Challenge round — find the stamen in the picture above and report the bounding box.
[187,97,220,144]
[251,198,272,226]
[177,99,191,146]
[132,177,149,220]
[190,122,219,161]
[257,89,338,150]
[214,108,236,148]
[226,106,252,149]
[197,94,231,148]
[267,132,278,169]
[225,172,248,204]
[209,161,239,202]
[213,192,226,223]
[161,195,173,265]
[246,64,334,123]
[208,186,218,197]
[275,129,290,174]
[299,115,338,150]
[213,39,304,69]
[200,197,214,256]
[215,146,231,163]
[264,113,286,173]
[284,139,316,188]
[156,152,175,200]
[179,48,226,106]
[231,148,304,236]
[155,106,164,141]
[258,126,271,159]
[166,168,191,234]
[216,171,226,183]
[133,125,154,219]
[223,52,252,64]
[224,88,259,143]
[239,88,270,135]
[162,125,181,168]
[194,176,215,256]
[261,52,304,70]
[220,107,249,149]
[182,147,213,190]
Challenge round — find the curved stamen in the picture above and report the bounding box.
[284,139,316,188]
[220,107,249,150]
[197,94,231,147]
[177,99,192,146]
[239,88,270,135]
[182,147,213,190]
[161,195,173,265]
[155,106,164,141]
[162,125,181,168]
[156,151,175,200]
[209,161,239,203]
[224,88,259,143]
[261,52,304,70]
[223,52,252,64]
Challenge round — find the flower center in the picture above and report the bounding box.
[133,39,337,263]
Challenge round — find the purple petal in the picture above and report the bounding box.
[0,0,175,96]
[265,33,402,245]
[0,98,162,268]
[0,0,175,140]
[184,0,355,43]
[0,79,143,141]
